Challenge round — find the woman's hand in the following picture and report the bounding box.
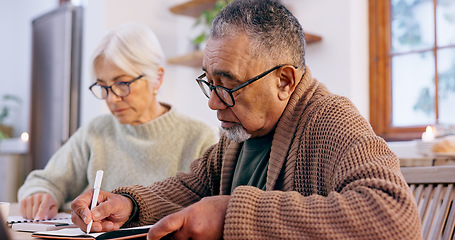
[71,189,133,233]
[20,193,58,220]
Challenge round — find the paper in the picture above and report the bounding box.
[12,219,76,232]
[31,224,153,240]
[7,212,72,224]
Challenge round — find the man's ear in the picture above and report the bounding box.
[277,66,299,101]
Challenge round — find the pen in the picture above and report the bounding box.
[86,170,104,234]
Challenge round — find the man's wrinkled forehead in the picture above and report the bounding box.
[202,35,254,72]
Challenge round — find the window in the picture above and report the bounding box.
[369,0,455,141]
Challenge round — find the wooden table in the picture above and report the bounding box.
[7,203,35,240]
[400,156,455,167]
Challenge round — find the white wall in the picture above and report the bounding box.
[1,0,369,137]
[79,0,108,126]
[0,0,58,137]
[282,0,369,119]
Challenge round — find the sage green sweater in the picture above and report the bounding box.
[18,106,218,209]
[114,68,422,239]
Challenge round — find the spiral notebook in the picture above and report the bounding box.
[7,213,75,232]
[7,212,72,224]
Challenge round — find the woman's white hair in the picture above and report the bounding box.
[91,22,165,86]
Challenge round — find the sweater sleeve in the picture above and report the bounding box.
[17,126,91,208]
[112,140,226,227]
[223,96,422,240]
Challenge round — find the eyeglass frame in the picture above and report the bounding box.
[89,74,145,99]
[196,64,297,107]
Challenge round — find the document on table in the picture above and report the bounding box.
[12,220,76,232]
[8,212,75,232]
[7,212,72,224]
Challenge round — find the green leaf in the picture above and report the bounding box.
[0,130,8,140]
[0,94,22,123]
[3,94,22,103]
[0,108,7,122]
[193,33,207,45]
[191,0,231,47]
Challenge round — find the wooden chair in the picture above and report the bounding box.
[401,165,455,240]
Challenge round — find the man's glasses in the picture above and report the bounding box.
[89,75,144,99]
[196,65,297,107]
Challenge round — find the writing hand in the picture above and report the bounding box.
[71,189,133,233]
[20,193,58,220]
[147,195,230,240]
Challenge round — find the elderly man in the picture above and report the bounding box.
[71,0,422,239]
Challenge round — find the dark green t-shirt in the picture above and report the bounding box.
[230,132,274,193]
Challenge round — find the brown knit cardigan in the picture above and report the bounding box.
[114,67,422,239]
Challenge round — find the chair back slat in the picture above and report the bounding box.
[419,185,434,222]
[401,166,455,240]
[422,184,443,239]
[414,184,424,206]
[441,184,455,240]
[428,184,454,240]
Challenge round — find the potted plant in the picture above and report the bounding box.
[191,0,231,49]
[0,94,22,140]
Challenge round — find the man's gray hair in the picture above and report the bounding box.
[210,0,306,69]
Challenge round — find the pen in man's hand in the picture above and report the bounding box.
[86,170,103,234]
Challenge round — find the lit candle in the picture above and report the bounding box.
[21,132,29,142]
[421,126,435,142]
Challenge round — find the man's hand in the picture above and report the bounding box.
[20,193,58,220]
[71,189,133,233]
[147,195,230,240]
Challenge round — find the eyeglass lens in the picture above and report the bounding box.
[197,80,234,106]
[216,88,233,106]
[91,82,131,99]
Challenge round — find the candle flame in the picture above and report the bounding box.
[425,126,433,135]
[21,132,29,142]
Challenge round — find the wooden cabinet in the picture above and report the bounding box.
[168,0,322,67]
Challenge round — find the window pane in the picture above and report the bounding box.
[437,0,455,46]
[437,47,455,124]
[392,51,435,126]
[391,0,434,53]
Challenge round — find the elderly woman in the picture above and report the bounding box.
[17,23,218,220]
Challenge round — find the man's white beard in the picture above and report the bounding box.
[223,123,251,143]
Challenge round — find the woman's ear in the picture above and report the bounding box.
[277,66,299,101]
[154,67,165,90]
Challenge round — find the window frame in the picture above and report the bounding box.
[369,0,435,141]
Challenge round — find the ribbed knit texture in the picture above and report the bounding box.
[113,68,422,239]
[18,105,218,210]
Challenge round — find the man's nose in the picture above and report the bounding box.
[208,90,227,110]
